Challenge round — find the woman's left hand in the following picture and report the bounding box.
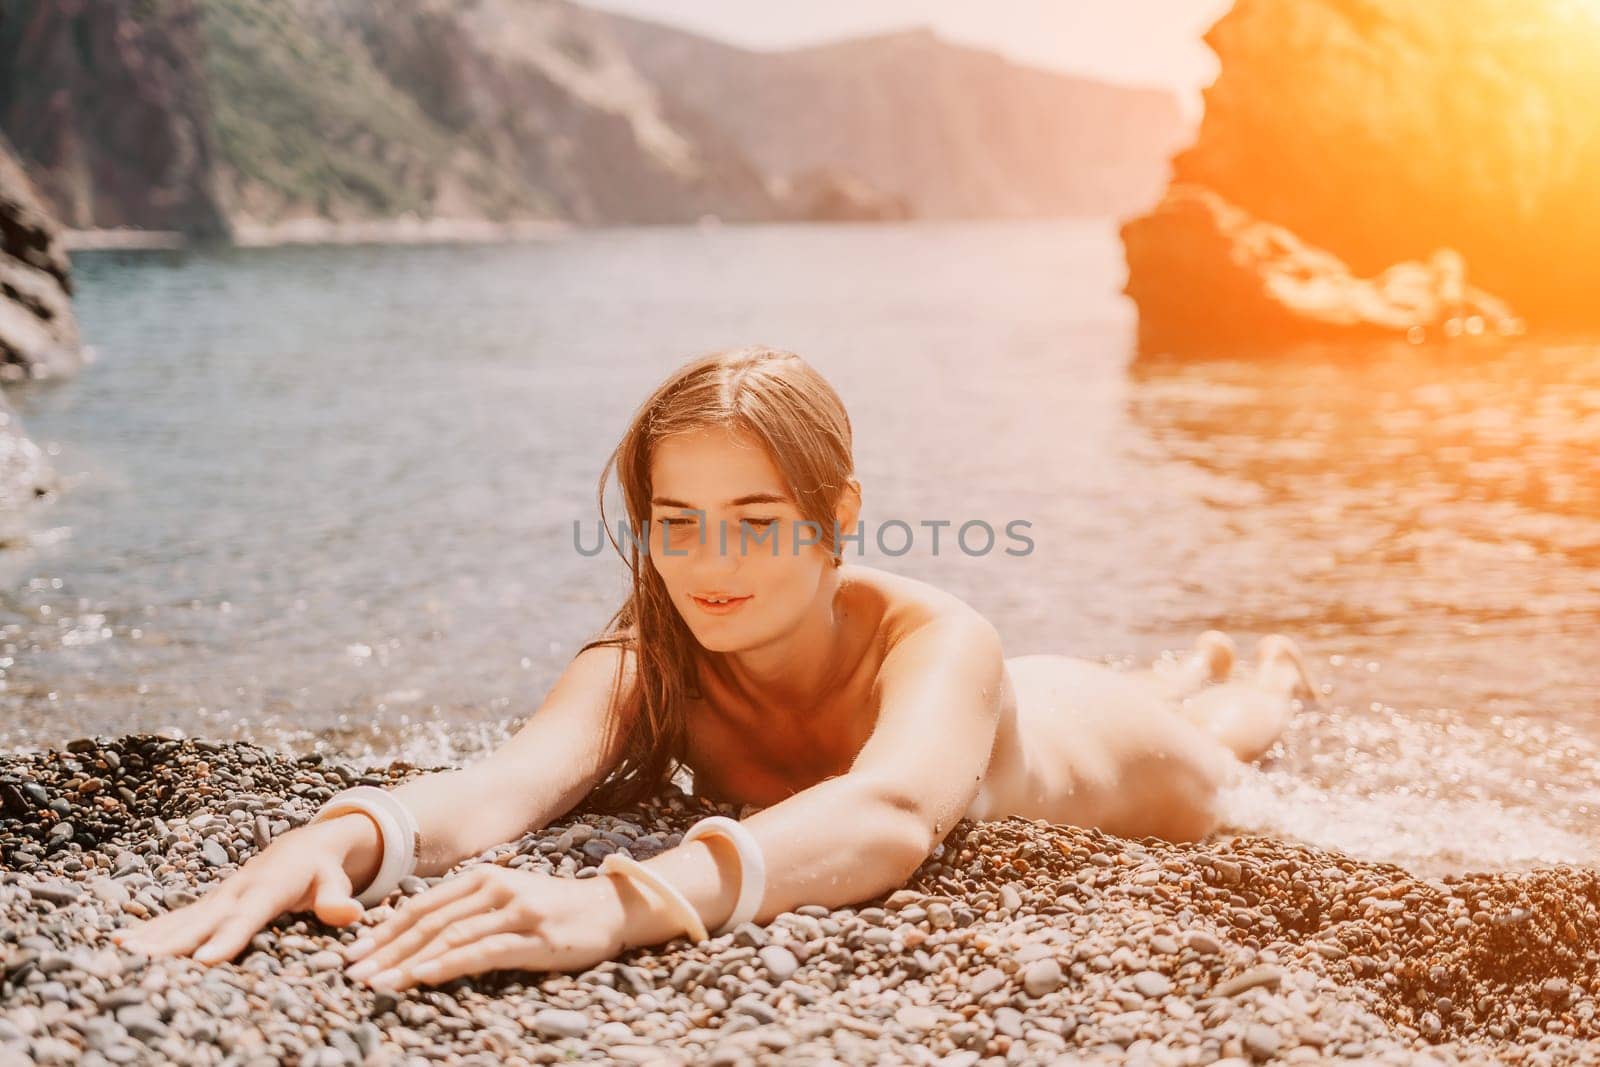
[342,865,626,990]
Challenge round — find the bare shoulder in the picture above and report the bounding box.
[571,628,641,692]
[843,564,1003,661]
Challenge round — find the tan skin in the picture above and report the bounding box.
[112,424,1314,990]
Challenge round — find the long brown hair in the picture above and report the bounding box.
[576,346,856,814]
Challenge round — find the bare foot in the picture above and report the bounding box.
[1255,634,1316,703]
[1171,633,1313,763]
[1196,629,1236,684]
[1151,629,1237,701]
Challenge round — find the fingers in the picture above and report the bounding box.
[310,858,364,927]
[346,884,502,984]
[193,890,282,963]
[346,868,496,964]
[373,930,531,992]
[113,887,240,958]
[364,907,524,989]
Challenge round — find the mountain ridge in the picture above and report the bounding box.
[1,0,1186,238]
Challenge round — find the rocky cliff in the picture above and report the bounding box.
[0,0,230,236]
[0,135,78,376]
[0,0,773,232]
[0,0,1186,236]
[601,19,1189,220]
[1123,184,1521,355]
[0,134,71,533]
[1152,0,1600,332]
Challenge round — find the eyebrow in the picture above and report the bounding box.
[650,492,791,508]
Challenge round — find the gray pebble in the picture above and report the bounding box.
[307,950,344,973]
[1023,957,1063,997]
[993,1006,1025,1038]
[1132,970,1172,998]
[114,1005,167,1043]
[1244,1022,1281,1059]
[757,945,798,981]
[327,1028,364,1063]
[161,888,198,909]
[895,1005,939,1031]
[36,952,76,975]
[1214,965,1284,998]
[533,1008,590,1039]
[26,880,81,906]
[971,967,1008,996]
[1000,884,1023,914]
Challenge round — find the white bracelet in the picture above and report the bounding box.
[597,816,767,943]
[597,852,710,943]
[309,786,421,907]
[682,815,766,936]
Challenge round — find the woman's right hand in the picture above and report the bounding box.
[110,813,382,963]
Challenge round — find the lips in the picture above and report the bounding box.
[691,593,752,612]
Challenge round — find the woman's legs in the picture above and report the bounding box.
[1003,644,1239,842]
[1000,631,1313,842]
[1149,629,1236,701]
[1172,634,1317,763]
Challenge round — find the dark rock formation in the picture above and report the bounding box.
[1166,0,1600,330]
[0,134,80,378]
[0,135,68,531]
[0,387,58,537]
[1122,185,1522,355]
[602,19,1190,221]
[775,168,914,223]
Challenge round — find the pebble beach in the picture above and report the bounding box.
[3,735,1598,1066]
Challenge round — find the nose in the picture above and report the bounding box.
[688,516,748,572]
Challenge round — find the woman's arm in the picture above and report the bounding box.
[598,614,1006,950]
[347,641,636,890]
[112,643,640,964]
[335,617,1005,989]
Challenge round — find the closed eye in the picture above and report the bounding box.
[657,516,778,528]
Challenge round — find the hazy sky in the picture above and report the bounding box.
[575,0,1233,120]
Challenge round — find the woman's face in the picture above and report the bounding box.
[646,425,844,652]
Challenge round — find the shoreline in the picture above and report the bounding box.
[62,217,574,253]
[57,214,1130,254]
[3,733,1597,1064]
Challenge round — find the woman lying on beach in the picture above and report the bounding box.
[112,346,1316,991]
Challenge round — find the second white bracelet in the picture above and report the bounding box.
[308,786,421,907]
[682,815,767,936]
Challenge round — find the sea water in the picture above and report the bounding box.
[2,219,1595,877]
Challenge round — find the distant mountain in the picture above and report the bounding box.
[0,0,1187,239]
[597,16,1190,219]
[0,0,778,234]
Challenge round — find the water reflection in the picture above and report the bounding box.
[1127,338,1600,874]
